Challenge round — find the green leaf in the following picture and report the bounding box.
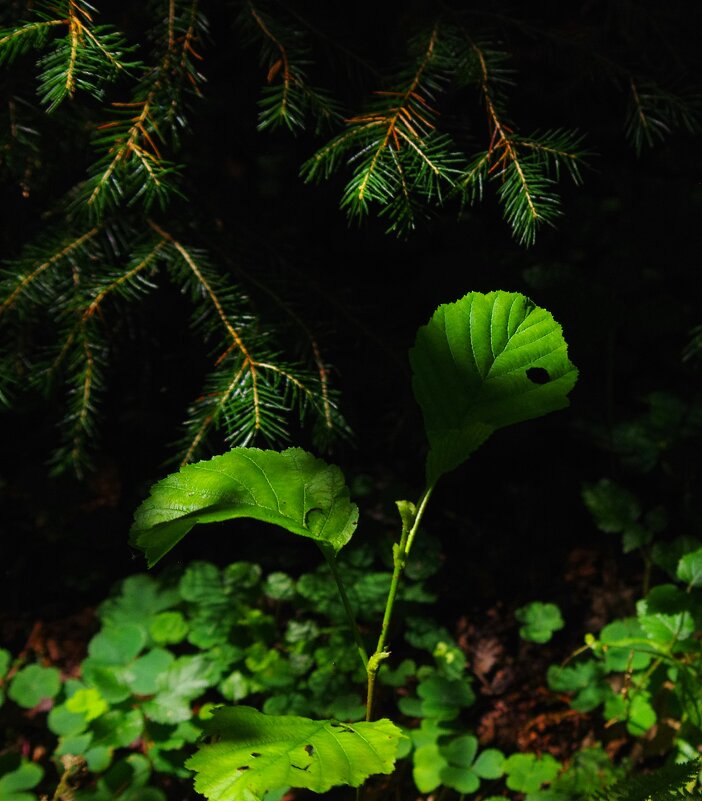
[131,448,358,566]
[48,703,89,736]
[223,562,262,592]
[546,661,608,712]
[599,619,652,672]
[516,602,564,643]
[56,732,92,757]
[84,745,113,772]
[379,658,417,687]
[186,706,403,801]
[0,648,10,677]
[123,649,175,695]
[180,562,225,605]
[652,536,702,578]
[88,624,146,665]
[65,687,109,721]
[8,664,61,708]
[677,548,702,587]
[442,734,478,768]
[416,673,475,720]
[435,738,504,794]
[220,671,251,702]
[81,659,131,703]
[0,758,44,801]
[410,292,577,483]
[264,572,296,601]
[142,655,214,724]
[440,765,481,794]
[413,743,447,793]
[91,708,144,748]
[582,479,640,534]
[149,611,189,645]
[505,753,561,793]
[474,748,506,779]
[636,585,695,644]
[99,574,179,632]
[626,693,656,736]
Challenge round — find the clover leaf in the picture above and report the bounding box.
[516,602,564,643]
[8,664,61,708]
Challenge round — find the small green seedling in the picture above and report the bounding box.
[516,602,565,644]
[130,291,578,801]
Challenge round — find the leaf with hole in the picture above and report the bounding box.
[410,291,577,482]
[130,448,358,566]
[186,705,403,801]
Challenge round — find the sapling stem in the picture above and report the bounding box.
[365,483,435,721]
[320,545,369,669]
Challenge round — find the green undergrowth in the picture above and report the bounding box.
[545,390,702,767]
[0,546,624,801]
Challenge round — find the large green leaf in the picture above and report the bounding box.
[130,448,358,566]
[410,291,578,483]
[186,706,403,801]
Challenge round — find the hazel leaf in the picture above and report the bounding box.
[411,291,577,483]
[131,448,358,566]
[186,705,403,801]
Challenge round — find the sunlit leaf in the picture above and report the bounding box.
[411,291,577,483]
[131,448,358,566]
[186,705,403,801]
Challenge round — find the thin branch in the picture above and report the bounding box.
[84,240,165,318]
[0,18,65,49]
[0,226,100,317]
[349,24,440,203]
[249,1,292,116]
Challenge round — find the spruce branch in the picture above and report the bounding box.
[148,220,343,463]
[301,22,465,234]
[74,0,206,217]
[0,1,140,112]
[0,18,66,67]
[242,1,341,133]
[456,35,586,246]
[627,78,701,155]
[48,315,106,479]
[0,225,101,318]
[229,258,342,447]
